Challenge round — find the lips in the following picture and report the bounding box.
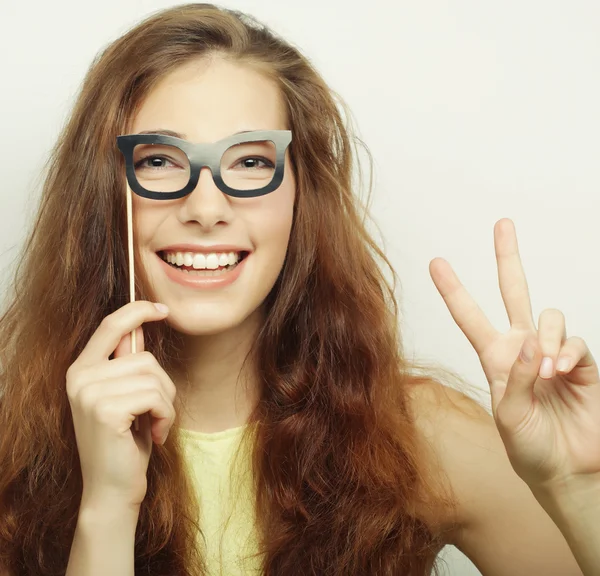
[155,243,252,255]
[156,249,249,289]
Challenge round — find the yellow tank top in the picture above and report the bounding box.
[179,424,262,575]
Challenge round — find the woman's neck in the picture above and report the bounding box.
[173,308,263,434]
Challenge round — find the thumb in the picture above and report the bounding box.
[503,334,542,409]
[113,326,145,359]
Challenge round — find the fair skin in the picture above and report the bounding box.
[411,381,591,575]
[130,56,296,433]
[123,58,598,574]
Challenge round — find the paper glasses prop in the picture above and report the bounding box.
[116,129,293,430]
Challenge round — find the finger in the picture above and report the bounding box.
[537,308,567,380]
[113,326,145,358]
[429,257,498,356]
[111,309,154,434]
[93,388,175,444]
[72,353,177,403]
[556,336,600,386]
[77,374,172,416]
[494,219,536,330]
[77,301,168,367]
[106,352,177,402]
[496,333,541,426]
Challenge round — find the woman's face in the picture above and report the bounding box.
[129,57,295,336]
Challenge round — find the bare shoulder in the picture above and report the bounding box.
[405,380,485,539]
[406,380,583,575]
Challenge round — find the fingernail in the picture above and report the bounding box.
[161,433,169,445]
[556,357,570,372]
[154,303,169,314]
[520,341,535,363]
[539,357,553,379]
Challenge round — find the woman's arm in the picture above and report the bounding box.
[532,480,600,576]
[66,499,140,576]
[411,382,584,576]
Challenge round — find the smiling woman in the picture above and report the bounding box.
[127,58,295,340]
[0,3,596,576]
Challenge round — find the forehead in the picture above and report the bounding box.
[131,57,287,142]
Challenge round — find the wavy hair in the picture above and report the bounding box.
[0,4,488,575]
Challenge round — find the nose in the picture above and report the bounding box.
[178,166,233,228]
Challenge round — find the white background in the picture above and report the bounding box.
[1,1,599,574]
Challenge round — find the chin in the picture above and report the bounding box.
[163,308,244,336]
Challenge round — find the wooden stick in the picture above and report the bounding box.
[126,182,140,432]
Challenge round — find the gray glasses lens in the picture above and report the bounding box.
[133,143,191,193]
[220,140,277,191]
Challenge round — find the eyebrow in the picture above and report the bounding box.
[137,129,255,139]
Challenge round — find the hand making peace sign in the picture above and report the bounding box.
[430,218,600,493]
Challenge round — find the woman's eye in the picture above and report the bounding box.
[135,156,177,170]
[234,157,274,170]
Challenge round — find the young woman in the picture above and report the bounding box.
[0,4,598,576]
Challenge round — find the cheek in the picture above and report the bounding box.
[131,201,171,283]
[250,183,295,259]
[132,193,163,228]
[132,201,165,251]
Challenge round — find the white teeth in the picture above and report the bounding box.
[163,250,242,270]
[192,253,206,269]
[205,254,219,269]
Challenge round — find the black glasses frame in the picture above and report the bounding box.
[116,129,293,200]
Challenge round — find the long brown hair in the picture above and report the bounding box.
[0,4,488,574]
